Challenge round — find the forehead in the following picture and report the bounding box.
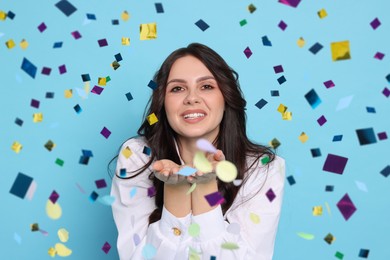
[168,56,213,79]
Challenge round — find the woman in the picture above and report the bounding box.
[110,43,285,260]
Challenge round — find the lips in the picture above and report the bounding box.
[181,110,207,120]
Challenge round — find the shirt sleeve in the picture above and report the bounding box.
[189,156,286,260]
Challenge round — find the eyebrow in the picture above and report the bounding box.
[166,76,215,85]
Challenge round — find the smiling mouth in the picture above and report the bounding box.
[183,113,205,119]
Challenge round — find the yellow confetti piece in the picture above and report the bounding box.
[44,140,56,151]
[6,39,16,49]
[298,132,309,143]
[122,37,130,46]
[221,242,240,250]
[11,141,23,153]
[98,77,106,86]
[188,223,200,237]
[147,113,158,125]
[282,111,292,120]
[216,160,237,182]
[48,247,56,257]
[312,206,323,216]
[20,39,29,49]
[250,212,260,224]
[64,89,73,98]
[297,232,315,240]
[186,183,197,195]
[193,152,213,173]
[297,37,305,48]
[0,11,7,20]
[325,202,332,216]
[58,228,69,242]
[122,146,132,158]
[317,9,328,19]
[121,11,130,21]
[55,243,72,257]
[330,40,351,61]
[140,22,157,40]
[46,200,62,220]
[277,104,288,114]
[33,113,43,123]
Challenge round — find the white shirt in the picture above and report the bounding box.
[111,137,285,260]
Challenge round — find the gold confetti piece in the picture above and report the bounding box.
[298,132,309,143]
[247,4,256,13]
[250,212,260,224]
[44,140,56,151]
[312,206,323,216]
[6,39,16,49]
[48,247,56,257]
[111,61,120,70]
[20,39,29,49]
[193,152,213,173]
[188,223,200,237]
[146,113,158,125]
[140,22,157,40]
[269,138,281,149]
[297,232,315,240]
[122,146,132,158]
[277,104,288,114]
[46,200,62,220]
[31,223,39,231]
[317,9,328,19]
[324,233,336,244]
[297,37,305,48]
[33,113,43,123]
[330,40,351,61]
[221,242,240,250]
[58,228,69,242]
[98,77,106,86]
[216,160,237,182]
[172,227,181,236]
[0,11,7,20]
[325,202,332,216]
[121,11,130,21]
[122,37,130,46]
[282,111,292,120]
[11,141,23,153]
[186,183,197,195]
[55,243,72,257]
[64,89,73,98]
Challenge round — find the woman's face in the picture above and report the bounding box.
[164,55,225,142]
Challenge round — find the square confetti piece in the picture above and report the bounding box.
[286,175,296,185]
[380,165,390,178]
[248,4,256,13]
[119,168,127,178]
[49,190,59,204]
[111,61,120,70]
[298,132,308,143]
[55,0,77,17]
[20,39,28,49]
[378,131,387,140]
[71,30,82,39]
[82,149,93,157]
[147,113,158,125]
[143,146,151,156]
[323,154,348,174]
[277,75,286,85]
[195,19,209,31]
[148,80,157,90]
[336,95,353,111]
[243,47,252,58]
[239,19,247,26]
[356,128,377,145]
[11,141,23,153]
[312,206,323,216]
[44,140,56,151]
[374,52,385,60]
[358,249,369,258]
[317,115,327,126]
[278,20,287,30]
[309,42,323,54]
[278,0,301,8]
[41,67,52,75]
[121,11,129,21]
[89,191,99,202]
[382,87,390,97]
[86,13,96,20]
[114,53,123,62]
[74,104,82,114]
[140,23,157,40]
[46,92,54,98]
[336,193,356,221]
[95,179,107,189]
[255,99,267,109]
[262,36,272,46]
[204,191,225,207]
[273,65,284,74]
[122,146,132,158]
[270,90,279,97]
[155,3,164,13]
[325,185,334,192]
[265,188,276,202]
[125,92,134,101]
[102,242,111,254]
[53,42,63,48]
[366,107,376,113]
[81,74,90,82]
[317,9,327,19]
[277,104,287,114]
[79,156,90,165]
[6,39,16,49]
[332,135,343,142]
[7,11,16,19]
[305,89,321,109]
[269,138,281,149]
[91,85,104,95]
[370,17,381,30]
[58,64,67,74]
[324,233,335,244]
[30,99,40,108]
[9,173,33,199]
[33,113,43,123]
[310,148,321,157]
[98,38,108,47]
[55,158,64,166]
[15,118,23,126]
[100,127,111,139]
[297,37,305,47]
[282,111,292,120]
[37,22,47,32]
[331,41,351,61]
[21,58,37,78]
[112,19,119,25]
[122,37,130,46]
[148,186,156,197]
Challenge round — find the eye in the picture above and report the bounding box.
[170,86,184,92]
[201,84,214,90]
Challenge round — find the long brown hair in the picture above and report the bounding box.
[112,43,275,224]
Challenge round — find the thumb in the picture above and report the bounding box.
[152,161,164,172]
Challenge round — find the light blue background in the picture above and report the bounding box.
[1,0,389,259]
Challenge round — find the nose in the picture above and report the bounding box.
[183,89,201,105]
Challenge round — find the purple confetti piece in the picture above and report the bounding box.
[322,154,348,174]
[49,190,59,204]
[133,233,141,246]
[196,138,217,153]
[336,193,356,221]
[41,67,52,75]
[100,127,111,139]
[323,80,335,89]
[378,132,387,140]
[102,242,111,254]
[95,179,107,189]
[91,85,104,95]
[370,18,381,30]
[278,0,301,8]
[382,87,390,98]
[243,47,252,58]
[204,191,225,207]
[147,186,156,197]
[266,188,276,202]
[71,30,82,39]
[98,38,108,47]
[273,65,284,74]
[374,52,385,60]
[30,99,40,108]
[278,20,287,30]
[58,64,67,74]
[37,22,47,32]
[317,115,327,126]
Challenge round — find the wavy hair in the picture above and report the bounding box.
[111,43,275,224]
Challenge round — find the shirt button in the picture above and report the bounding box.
[172,227,181,236]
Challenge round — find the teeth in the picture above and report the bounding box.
[184,113,205,119]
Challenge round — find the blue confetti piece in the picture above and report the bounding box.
[115,53,123,62]
[14,232,22,244]
[380,165,390,177]
[356,128,377,145]
[147,80,157,90]
[366,107,376,113]
[74,104,82,114]
[125,92,133,101]
[332,135,343,142]
[86,13,96,20]
[286,175,296,185]
[143,146,151,156]
[304,89,321,109]
[21,58,37,78]
[142,244,157,259]
[55,0,77,16]
[130,187,137,198]
[195,19,209,31]
[9,173,33,199]
[310,148,321,157]
[89,191,99,202]
[53,42,63,48]
[262,35,272,46]
[309,42,323,54]
[82,149,93,157]
[177,166,197,176]
[277,75,286,85]
[255,99,268,109]
[155,3,164,13]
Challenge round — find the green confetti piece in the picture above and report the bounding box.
[297,232,315,240]
[186,183,197,195]
[55,158,64,166]
[239,19,247,26]
[106,76,111,82]
[188,223,200,237]
[261,156,270,165]
[250,212,260,224]
[335,251,344,259]
[221,242,239,250]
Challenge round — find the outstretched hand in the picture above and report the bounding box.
[188,150,225,184]
[152,159,188,185]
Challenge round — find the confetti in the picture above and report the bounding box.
[374,52,385,60]
[89,191,99,202]
[188,223,200,237]
[324,233,335,244]
[286,175,296,185]
[355,180,368,192]
[49,190,59,204]
[146,113,158,125]
[336,95,353,111]
[359,249,370,258]
[262,36,272,46]
[297,37,305,47]
[255,99,268,109]
[95,179,107,189]
[317,9,327,19]
[121,11,130,21]
[46,200,62,219]
[216,161,237,182]
[196,138,217,153]
[239,19,247,27]
[55,0,77,17]
[333,135,343,142]
[323,80,335,88]
[250,212,260,224]
[193,152,213,173]
[195,19,209,31]
[11,141,23,153]
[297,232,314,240]
[336,193,356,221]
[298,132,309,143]
[323,154,348,174]
[278,20,287,31]
[37,22,47,32]
[317,115,327,126]
[370,17,381,30]
[9,172,33,199]
[147,80,157,90]
[356,128,377,145]
[57,228,69,242]
[100,127,111,139]
[312,206,323,216]
[140,23,157,40]
[269,138,281,149]
[279,0,301,8]
[155,3,164,13]
[55,243,72,257]
[221,242,239,250]
[243,47,252,58]
[102,242,111,254]
[309,42,323,54]
[266,188,276,202]
[21,58,37,78]
[204,191,225,206]
[6,39,16,49]
[142,244,157,259]
[305,89,321,109]
[330,41,351,61]
[98,38,108,47]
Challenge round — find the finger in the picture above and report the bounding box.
[153,161,164,172]
[214,150,225,161]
